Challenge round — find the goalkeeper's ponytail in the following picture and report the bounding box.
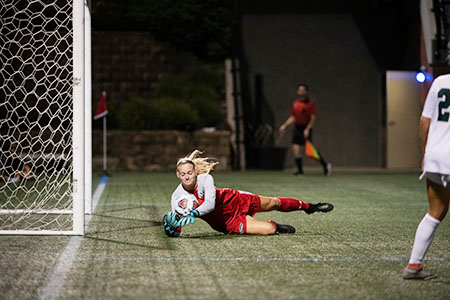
[176,150,218,175]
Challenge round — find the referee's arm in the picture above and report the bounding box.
[304,115,316,138]
[279,115,295,132]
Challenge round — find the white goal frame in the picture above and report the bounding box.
[0,0,91,235]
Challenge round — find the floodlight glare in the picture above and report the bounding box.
[416,72,426,83]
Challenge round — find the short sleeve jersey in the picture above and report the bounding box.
[422,74,450,174]
[291,99,316,126]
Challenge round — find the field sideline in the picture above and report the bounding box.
[1,171,450,299]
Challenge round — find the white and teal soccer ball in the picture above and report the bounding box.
[175,194,199,216]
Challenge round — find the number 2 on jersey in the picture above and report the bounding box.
[437,88,450,122]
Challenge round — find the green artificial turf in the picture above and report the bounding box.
[1,171,449,299]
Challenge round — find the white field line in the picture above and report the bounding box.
[96,201,428,207]
[73,256,450,263]
[37,176,108,300]
[96,201,166,206]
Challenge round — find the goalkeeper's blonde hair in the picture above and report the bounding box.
[176,150,218,175]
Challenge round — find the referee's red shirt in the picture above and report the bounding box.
[290,99,316,126]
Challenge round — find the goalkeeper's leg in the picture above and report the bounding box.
[245,216,294,235]
[258,196,334,214]
[245,216,276,235]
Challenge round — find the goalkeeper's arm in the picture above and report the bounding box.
[163,212,181,237]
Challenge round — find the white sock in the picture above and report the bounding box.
[408,213,440,265]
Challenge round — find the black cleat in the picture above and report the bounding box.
[294,171,304,176]
[272,221,296,234]
[305,202,334,215]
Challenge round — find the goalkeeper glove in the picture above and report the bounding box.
[177,209,199,227]
[163,212,181,237]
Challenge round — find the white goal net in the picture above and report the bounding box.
[0,0,86,235]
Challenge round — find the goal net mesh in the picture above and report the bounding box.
[0,0,76,232]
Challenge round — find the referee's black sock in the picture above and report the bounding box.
[295,157,303,174]
[319,157,327,169]
[318,151,330,176]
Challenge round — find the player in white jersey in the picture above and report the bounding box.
[403,74,450,280]
[162,150,334,237]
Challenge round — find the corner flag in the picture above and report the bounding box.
[94,91,108,120]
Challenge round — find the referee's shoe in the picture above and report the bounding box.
[324,163,332,176]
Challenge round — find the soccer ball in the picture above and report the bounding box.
[175,194,200,216]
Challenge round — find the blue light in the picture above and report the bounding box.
[416,72,426,83]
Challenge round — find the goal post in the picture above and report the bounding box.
[0,0,89,235]
[72,0,85,235]
[84,0,93,215]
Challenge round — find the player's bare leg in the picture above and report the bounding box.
[403,179,449,280]
[258,196,281,211]
[245,215,295,235]
[427,179,450,221]
[245,215,276,235]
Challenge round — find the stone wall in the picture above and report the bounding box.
[92,130,231,171]
[92,31,202,103]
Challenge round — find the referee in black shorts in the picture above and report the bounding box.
[279,83,330,176]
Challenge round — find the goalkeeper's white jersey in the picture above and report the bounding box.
[422,74,450,175]
[171,173,217,217]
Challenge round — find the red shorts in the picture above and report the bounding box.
[225,192,261,234]
[200,189,261,234]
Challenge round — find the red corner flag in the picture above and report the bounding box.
[94,91,108,120]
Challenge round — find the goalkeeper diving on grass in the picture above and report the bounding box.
[163,150,334,237]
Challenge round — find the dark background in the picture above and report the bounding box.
[236,0,420,168]
[89,0,421,168]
